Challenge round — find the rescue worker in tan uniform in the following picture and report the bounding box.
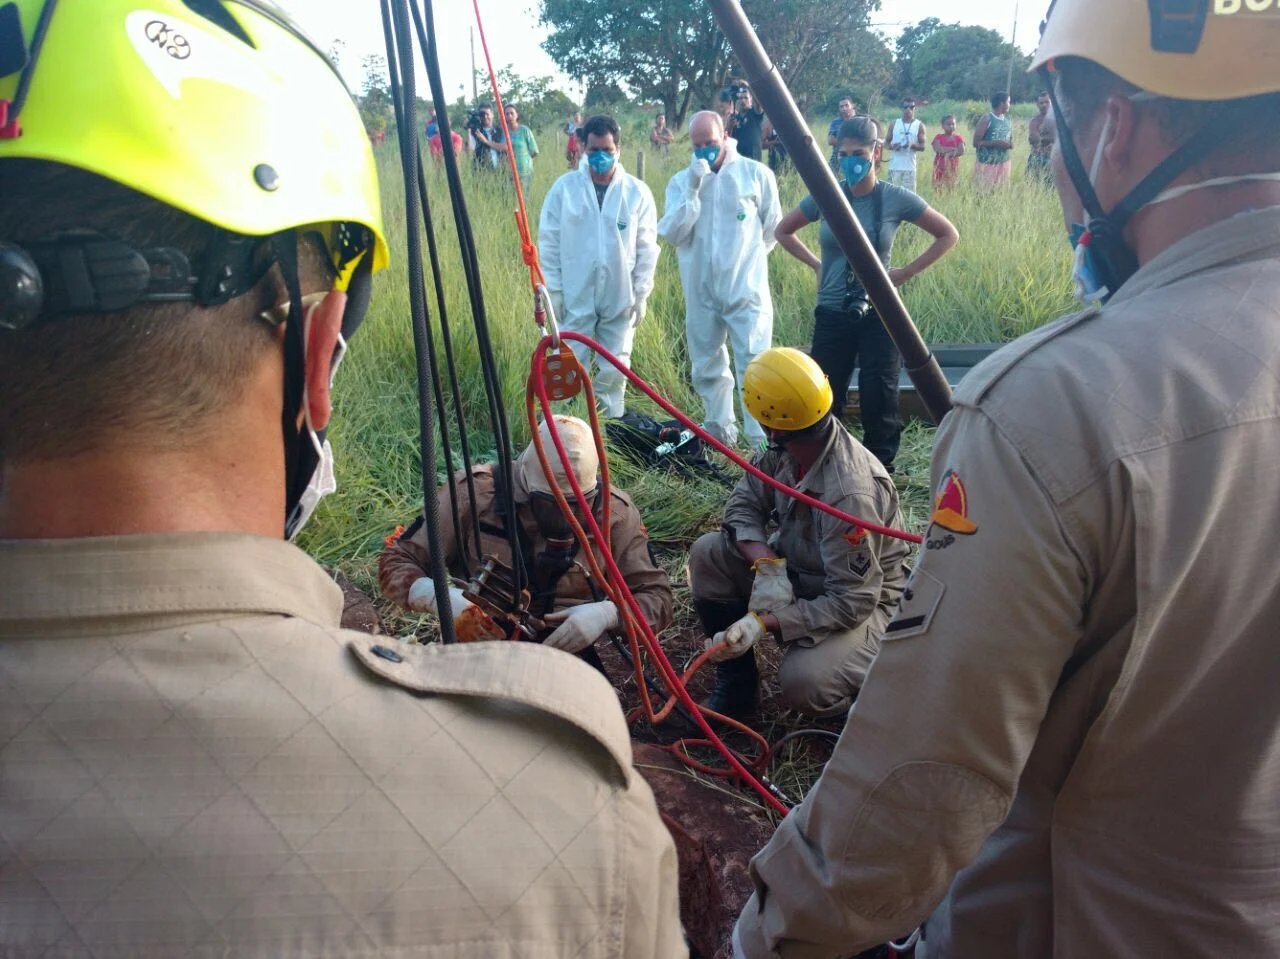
[380,415,674,654]
[734,2,1280,956]
[0,3,685,956]
[689,348,908,719]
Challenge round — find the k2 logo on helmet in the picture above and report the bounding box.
[926,469,977,551]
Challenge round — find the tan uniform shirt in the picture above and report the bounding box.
[723,422,909,643]
[380,464,673,633]
[0,533,686,958]
[736,207,1280,958]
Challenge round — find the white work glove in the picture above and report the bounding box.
[543,600,619,654]
[406,577,504,642]
[407,577,469,614]
[689,156,712,182]
[630,296,648,327]
[748,556,794,612]
[707,612,766,663]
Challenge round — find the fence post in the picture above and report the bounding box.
[636,150,646,182]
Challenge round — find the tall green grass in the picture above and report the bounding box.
[300,116,1076,592]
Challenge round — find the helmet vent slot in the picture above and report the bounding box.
[181,0,255,48]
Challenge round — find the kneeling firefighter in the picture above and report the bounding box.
[380,415,674,653]
[689,348,910,718]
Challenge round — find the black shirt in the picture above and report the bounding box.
[734,109,764,161]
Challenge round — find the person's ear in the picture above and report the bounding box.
[1102,94,1137,175]
[303,289,347,432]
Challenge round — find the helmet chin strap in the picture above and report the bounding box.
[275,232,314,540]
[1043,68,1221,301]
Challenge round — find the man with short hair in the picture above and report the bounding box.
[688,348,908,720]
[728,81,766,162]
[468,102,499,170]
[1027,90,1056,183]
[734,1,1280,955]
[0,3,685,955]
[886,98,926,191]
[494,103,539,196]
[650,112,675,155]
[658,110,782,448]
[538,114,659,417]
[827,95,857,164]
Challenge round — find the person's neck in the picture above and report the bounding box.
[851,175,877,198]
[1129,179,1280,267]
[1,380,289,540]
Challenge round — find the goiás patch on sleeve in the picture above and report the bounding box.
[926,468,978,551]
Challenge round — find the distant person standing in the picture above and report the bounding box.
[716,88,736,136]
[1026,91,1056,183]
[429,126,463,161]
[565,110,584,169]
[728,80,765,162]
[827,96,857,165]
[763,117,789,175]
[658,110,781,449]
[650,113,675,155]
[931,114,966,188]
[494,104,539,196]
[468,103,499,172]
[774,116,958,471]
[973,91,1014,192]
[886,99,926,192]
[539,115,659,418]
[425,108,438,140]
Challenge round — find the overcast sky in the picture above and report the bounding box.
[279,0,1042,100]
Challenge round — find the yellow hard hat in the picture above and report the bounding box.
[520,416,601,494]
[1031,0,1280,100]
[743,348,833,432]
[0,0,387,272]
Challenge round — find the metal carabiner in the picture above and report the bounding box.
[534,283,561,352]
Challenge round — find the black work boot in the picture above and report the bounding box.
[693,599,760,720]
[702,653,760,720]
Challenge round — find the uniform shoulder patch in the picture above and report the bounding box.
[930,469,978,536]
[882,569,945,641]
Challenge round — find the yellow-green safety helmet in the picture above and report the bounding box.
[743,348,833,432]
[1031,0,1280,100]
[0,0,388,276]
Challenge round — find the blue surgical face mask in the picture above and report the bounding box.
[840,155,872,187]
[694,144,721,166]
[587,149,616,175]
[1068,222,1107,305]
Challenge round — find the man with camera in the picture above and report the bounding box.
[726,79,766,162]
[773,116,957,472]
[467,102,500,171]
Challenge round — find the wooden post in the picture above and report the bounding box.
[636,150,646,182]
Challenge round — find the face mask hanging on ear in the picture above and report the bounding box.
[287,298,347,541]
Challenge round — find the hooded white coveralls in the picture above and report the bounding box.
[538,157,659,417]
[657,137,781,446]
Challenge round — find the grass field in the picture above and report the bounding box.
[300,107,1077,625]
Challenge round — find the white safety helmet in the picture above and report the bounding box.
[519,415,600,495]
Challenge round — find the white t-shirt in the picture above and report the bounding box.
[888,118,922,172]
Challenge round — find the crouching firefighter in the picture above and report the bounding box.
[689,348,909,718]
[380,415,674,656]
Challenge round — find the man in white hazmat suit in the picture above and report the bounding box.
[539,114,658,417]
[658,110,781,448]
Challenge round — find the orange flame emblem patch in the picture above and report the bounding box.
[930,469,978,535]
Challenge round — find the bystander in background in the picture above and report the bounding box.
[931,114,965,189]
[1026,91,1055,183]
[973,91,1014,192]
